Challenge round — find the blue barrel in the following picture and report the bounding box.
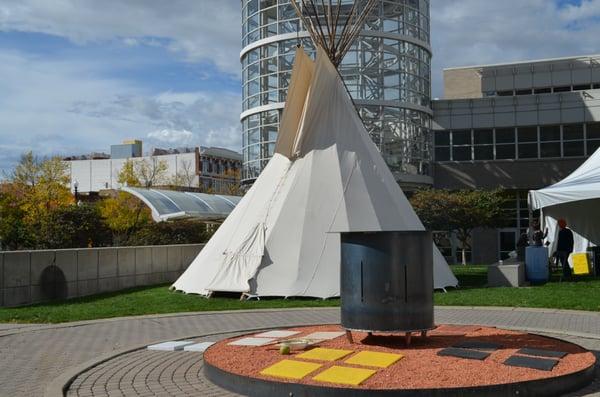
[525,246,549,284]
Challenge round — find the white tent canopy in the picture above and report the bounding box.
[529,148,600,252]
[172,48,457,298]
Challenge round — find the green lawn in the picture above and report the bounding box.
[435,265,600,312]
[0,287,340,324]
[1,265,600,324]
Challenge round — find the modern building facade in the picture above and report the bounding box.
[110,140,143,159]
[238,2,600,263]
[240,0,433,187]
[432,54,600,263]
[65,143,242,195]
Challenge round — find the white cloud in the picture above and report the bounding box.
[431,0,600,97]
[0,0,241,75]
[0,50,241,171]
[559,0,600,21]
[1,0,600,172]
[147,129,194,145]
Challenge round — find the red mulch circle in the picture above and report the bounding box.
[203,324,596,390]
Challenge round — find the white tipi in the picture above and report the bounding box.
[172,45,457,297]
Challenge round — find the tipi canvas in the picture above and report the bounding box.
[172,47,457,298]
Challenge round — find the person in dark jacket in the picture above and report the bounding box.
[555,219,574,279]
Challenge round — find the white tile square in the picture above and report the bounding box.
[183,342,215,352]
[147,341,195,351]
[254,330,301,338]
[228,337,276,346]
[303,331,345,341]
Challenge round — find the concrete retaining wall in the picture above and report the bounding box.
[0,244,203,307]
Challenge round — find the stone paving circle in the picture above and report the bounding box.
[0,307,599,396]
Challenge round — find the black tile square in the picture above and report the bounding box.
[504,355,559,371]
[517,348,567,359]
[453,341,502,351]
[437,347,490,360]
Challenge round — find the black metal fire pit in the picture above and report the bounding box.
[340,231,433,343]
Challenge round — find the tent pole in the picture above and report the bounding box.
[526,191,532,244]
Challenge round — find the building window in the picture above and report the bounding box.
[434,131,450,161]
[435,147,450,161]
[498,191,539,260]
[517,126,538,159]
[473,129,493,160]
[540,125,561,158]
[573,84,591,91]
[451,130,472,161]
[587,122,600,154]
[435,121,600,163]
[563,124,584,157]
[241,0,433,182]
[495,127,516,160]
[515,89,532,96]
[452,130,471,145]
[534,87,551,94]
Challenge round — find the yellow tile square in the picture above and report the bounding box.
[296,348,354,362]
[345,351,404,368]
[260,359,322,380]
[313,365,377,386]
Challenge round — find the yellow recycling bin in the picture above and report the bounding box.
[571,253,591,275]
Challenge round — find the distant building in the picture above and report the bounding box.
[64,141,242,195]
[110,140,143,159]
[62,152,110,161]
[240,0,433,187]
[198,147,243,193]
[432,54,600,264]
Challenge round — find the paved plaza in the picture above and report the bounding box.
[0,307,599,396]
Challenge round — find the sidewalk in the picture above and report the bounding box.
[0,306,598,396]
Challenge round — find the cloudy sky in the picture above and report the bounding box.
[0,0,599,171]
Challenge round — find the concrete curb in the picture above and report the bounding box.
[3,305,600,338]
[0,306,341,338]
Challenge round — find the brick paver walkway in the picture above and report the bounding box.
[0,307,599,396]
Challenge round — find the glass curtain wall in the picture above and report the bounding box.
[241,0,432,183]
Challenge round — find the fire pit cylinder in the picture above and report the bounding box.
[340,231,434,332]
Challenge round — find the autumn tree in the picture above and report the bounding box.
[223,168,242,196]
[117,160,141,187]
[1,152,73,248]
[117,157,168,188]
[410,189,507,265]
[11,152,72,219]
[136,157,168,188]
[0,184,31,250]
[38,204,112,249]
[98,191,152,245]
[126,219,211,246]
[170,159,197,188]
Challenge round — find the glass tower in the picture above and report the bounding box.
[241,0,432,185]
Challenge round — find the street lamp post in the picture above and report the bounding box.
[74,181,79,202]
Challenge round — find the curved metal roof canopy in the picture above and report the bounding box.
[122,187,242,222]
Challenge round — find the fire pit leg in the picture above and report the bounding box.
[345,330,354,344]
[405,332,412,346]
